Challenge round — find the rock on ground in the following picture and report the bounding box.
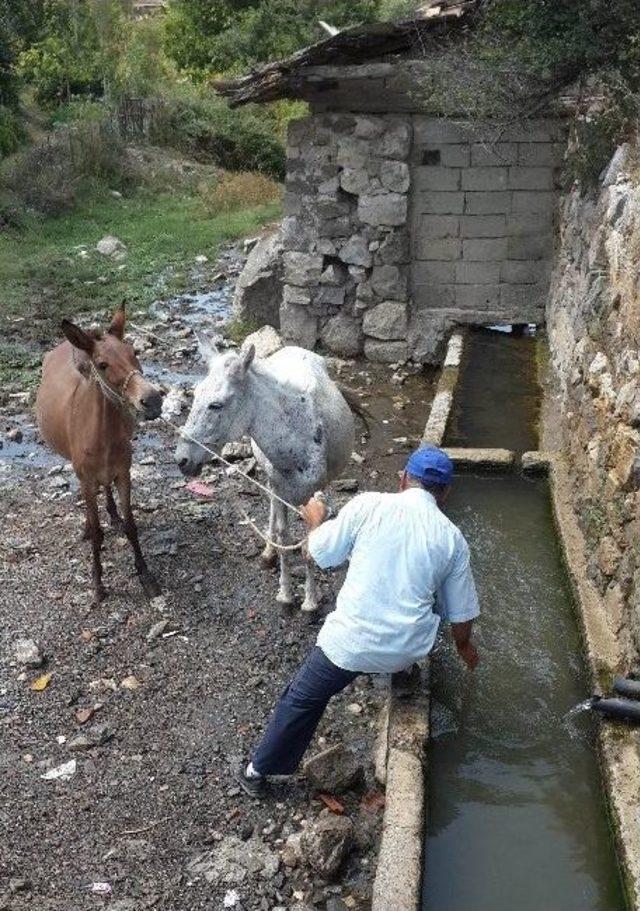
[96,235,127,257]
[300,808,353,878]
[303,743,364,794]
[233,230,283,329]
[243,325,283,360]
[13,638,43,667]
[188,835,279,886]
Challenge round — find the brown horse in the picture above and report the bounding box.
[36,304,163,602]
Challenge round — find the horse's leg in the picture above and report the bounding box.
[105,484,124,531]
[301,559,319,613]
[114,471,161,599]
[82,480,106,603]
[274,501,294,605]
[260,495,278,567]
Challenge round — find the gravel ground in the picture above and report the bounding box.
[0,246,435,911]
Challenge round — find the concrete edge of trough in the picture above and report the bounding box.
[548,453,640,910]
[372,670,430,911]
[421,330,464,447]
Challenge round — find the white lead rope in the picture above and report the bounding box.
[160,417,305,518]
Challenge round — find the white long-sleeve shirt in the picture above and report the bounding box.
[308,487,479,673]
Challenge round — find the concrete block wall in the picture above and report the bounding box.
[410,117,564,346]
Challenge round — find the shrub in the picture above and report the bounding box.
[151,92,286,179]
[1,118,127,215]
[0,105,24,156]
[198,170,282,213]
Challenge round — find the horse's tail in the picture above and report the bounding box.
[338,384,372,437]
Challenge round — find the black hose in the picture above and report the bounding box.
[591,696,640,724]
[612,676,640,701]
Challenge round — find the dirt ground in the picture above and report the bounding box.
[0,249,435,911]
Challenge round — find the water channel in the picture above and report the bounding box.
[422,329,625,910]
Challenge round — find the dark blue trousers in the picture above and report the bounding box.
[252,646,360,775]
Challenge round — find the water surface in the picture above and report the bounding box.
[422,475,624,911]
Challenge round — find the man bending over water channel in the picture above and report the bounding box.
[238,445,480,798]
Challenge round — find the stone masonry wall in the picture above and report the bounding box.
[281,112,413,362]
[279,80,566,363]
[547,142,640,666]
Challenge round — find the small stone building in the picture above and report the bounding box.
[220,2,567,362]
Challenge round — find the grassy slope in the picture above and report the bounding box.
[0,185,280,392]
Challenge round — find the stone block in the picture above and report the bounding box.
[518,143,558,167]
[340,168,372,196]
[414,191,464,214]
[280,302,318,349]
[319,216,353,238]
[413,284,456,309]
[412,117,471,144]
[414,237,461,261]
[364,338,409,363]
[460,215,506,237]
[462,167,508,191]
[418,143,469,167]
[463,237,508,261]
[464,191,511,214]
[506,213,553,236]
[507,234,553,260]
[380,160,410,192]
[355,115,385,139]
[413,167,460,191]
[320,263,348,286]
[358,193,407,226]
[283,284,312,307]
[456,284,500,310]
[444,447,515,468]
[317,285,346,307]
[283,252,324,287]
[470,142,518,167]
[338,234,372,267]
[499,120,560,142]
[455,261,501,284]
[508,166,554,190]
[379,119,412,159]
[320,313,363,357]
[370,265,408,300]
[500,284,545,311]
[375,232,410,265]
[418,214,460,239]
[511,191,557,213]
[412,261,454,285]
[317,195,351,218]
[501,260,551,284]
[363,301,408,340]
[283,190,302,216]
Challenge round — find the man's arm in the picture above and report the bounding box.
[301,494,365,570]
[451,620,479,670]
[437,532,480,670]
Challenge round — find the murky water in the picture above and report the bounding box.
[446,327,540,453]
[422,480,624,909]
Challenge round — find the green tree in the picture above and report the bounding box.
[164,0,380,75]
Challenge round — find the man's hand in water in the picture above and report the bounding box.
[451,619,479,670]
[301,497,327,530]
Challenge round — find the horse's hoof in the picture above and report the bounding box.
[276,590,295,606]
[300,599,319,614]
[260,550,278,568]
[142,576,161,599]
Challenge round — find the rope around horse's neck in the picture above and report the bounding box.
[160,417,305,519]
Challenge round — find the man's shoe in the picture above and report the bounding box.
[236,765,265,800]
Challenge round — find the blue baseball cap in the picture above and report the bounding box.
[405,446,454,487]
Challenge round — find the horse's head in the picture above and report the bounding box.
[61,304,163,420]
[175,336,256,477]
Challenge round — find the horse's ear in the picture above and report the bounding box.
[108,302,126,339]
[61,319,95,354]
[196,332,218,365]
[240,343,255,373]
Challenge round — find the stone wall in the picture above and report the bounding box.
[276,66,566,363]
[409,118,564,356]
[547,142,640,665]
[281,112,413,362]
